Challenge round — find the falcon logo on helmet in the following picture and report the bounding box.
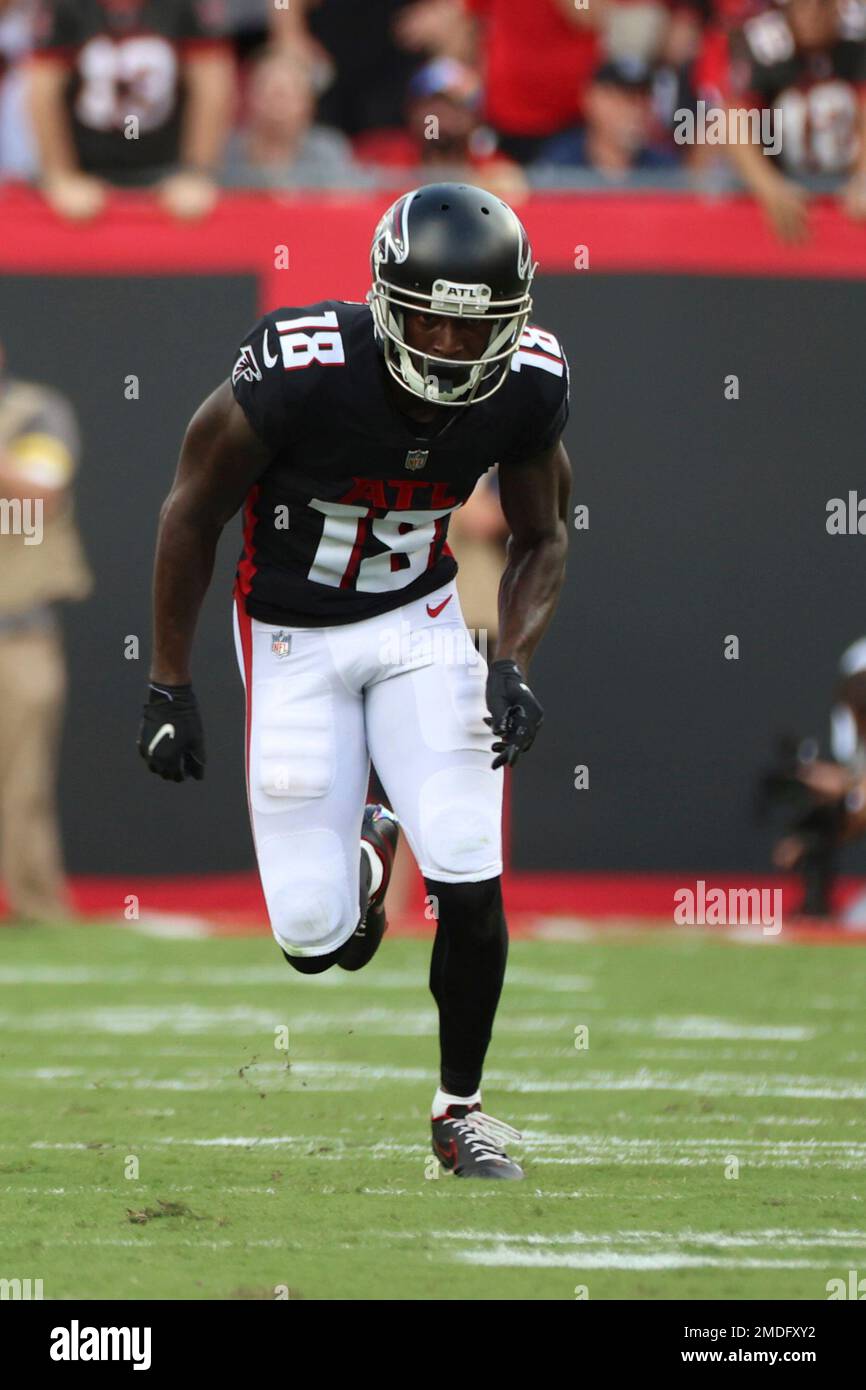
[367,182,537,408]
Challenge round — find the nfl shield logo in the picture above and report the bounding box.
[404,449,429,471]
[271,631,292,659]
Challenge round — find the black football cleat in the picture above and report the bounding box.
[431,1103,524,1179]
[337,804,399,972]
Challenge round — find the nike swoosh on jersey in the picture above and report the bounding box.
[426,595,453,618]
[262,328,279,369]
[147,723,176,756]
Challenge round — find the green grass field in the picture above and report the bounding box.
[1,921,865,1301]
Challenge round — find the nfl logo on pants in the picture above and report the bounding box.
[271,631,292,659]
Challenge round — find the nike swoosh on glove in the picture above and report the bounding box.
[484,659,544,770]
[138,683,205,782]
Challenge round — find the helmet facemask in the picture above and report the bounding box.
[369,271,535,408]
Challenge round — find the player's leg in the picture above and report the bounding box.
[233,600,375,973]
[365,584,522,1177]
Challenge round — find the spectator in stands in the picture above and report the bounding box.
[725,0,866,240]
[605,0,671,64]
[462,0,603,163]
[534,58,681,177]
[222,43,366,189]
[0,336,92,923]
[0,0,36,180]
[694,0,776,115]
[298,0,423,137]
[225,0,269,59]
[28,0,235,221]
[264,0,336,90]
[392,0,477,62]
[401,55,527,199]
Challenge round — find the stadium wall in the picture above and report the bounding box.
[1,189,864,879]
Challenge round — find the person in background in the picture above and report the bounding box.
[225,0,271,59]
[0,338,92,923]
[535,58,681,176]
[357,55,526,199]
[604,0,671,64]
[28,0,235,221]
[461,0,603,163]
[392,0,477,63]
[763,639,866,921]
[0,0,37,180]
[407,56,526,198]
[296,0,422,138]
[221,42,367,189]
[724,0,866,241]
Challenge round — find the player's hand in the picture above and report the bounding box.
[138,683,205,782]
[158,171,219,221]
[41,172,107,222]
[759,180,809,244]
[484,659,543,770]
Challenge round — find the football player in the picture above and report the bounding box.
[139,183,571,1179]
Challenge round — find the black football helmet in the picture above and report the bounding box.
[368,183,536,408]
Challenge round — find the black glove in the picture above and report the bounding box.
[138,683,205,782]
[484,659,544,770]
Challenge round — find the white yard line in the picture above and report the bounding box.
[454,1250,833,1270]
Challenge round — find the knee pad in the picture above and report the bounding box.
[260,829,356,955]
[418,766,502,881]
[253,673,335,810]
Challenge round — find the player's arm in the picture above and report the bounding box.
[483,439,571,769]
[150,379,270,684]
[139,380,272,781]
[496,439,570,671]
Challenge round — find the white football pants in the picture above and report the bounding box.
[233,578,503,958]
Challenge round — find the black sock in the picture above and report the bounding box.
[426,875,508,1096]
[282,847,372,975]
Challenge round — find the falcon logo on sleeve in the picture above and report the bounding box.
[232,344,262,387]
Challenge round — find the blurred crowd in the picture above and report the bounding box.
[0,0,864,237]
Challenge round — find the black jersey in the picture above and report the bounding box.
[33,0,227,183]
[730,2,866,175]
[230,301,569,628]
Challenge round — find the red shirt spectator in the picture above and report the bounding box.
[464,0,600,145]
